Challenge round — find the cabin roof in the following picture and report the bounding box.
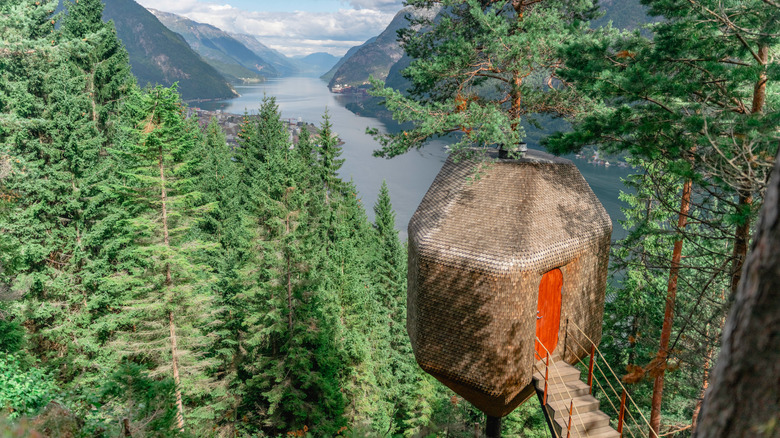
[409,149,612,274]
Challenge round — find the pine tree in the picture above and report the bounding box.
[545,1,779,433]
[370,181,435,436]
[189,118,250,434]
[242,131,346,436]
[235,101,347,435]
[0,0,134,388]
[60,0,132,133]
[315,110,345,203]
[110,86,218,434]
[369,0,600,157]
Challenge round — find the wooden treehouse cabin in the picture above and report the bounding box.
[407,149,633,437]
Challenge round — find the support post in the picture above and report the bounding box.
[588,343,596,393]
[566,399,574,438]
[486,415,501,437]
[618,390,627,437]
[543,353,549,405]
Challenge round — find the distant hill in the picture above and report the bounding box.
[229,33,300,77]
[325,6,440,90]
[102,0,237,101]
[149,9,278,83]
[294,52,340,77]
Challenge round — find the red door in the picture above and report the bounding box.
[535,268,563,359]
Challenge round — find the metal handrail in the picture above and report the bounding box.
[533,338,590,437]
[567,320,658,438]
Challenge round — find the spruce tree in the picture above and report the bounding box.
[237,101,346,435]
[316,110,345,203]
[190,118,249,434]
[370,181,435,436]
[60,0,132,133]
[0,0,132,389]
[110,86,218,434]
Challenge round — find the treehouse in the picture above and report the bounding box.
[407,149,612,418]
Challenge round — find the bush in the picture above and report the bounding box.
[0,353,57,420]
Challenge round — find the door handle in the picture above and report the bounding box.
[537,311,543,320]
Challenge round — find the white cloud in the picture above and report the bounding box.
[136,0,403,56]
[345,0,403,12]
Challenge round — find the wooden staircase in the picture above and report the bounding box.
[533,360,620,438]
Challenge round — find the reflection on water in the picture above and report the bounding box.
[198,77,632,242]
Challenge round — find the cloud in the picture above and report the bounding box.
[136,0,403,56]
[345,0,404,12]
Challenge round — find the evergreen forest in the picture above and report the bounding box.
[0,0,777,437]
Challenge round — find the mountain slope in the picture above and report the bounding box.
[102,0,237,101]
[149,9,277,83]
[326,6,439,90]
[294,52,340,77]
[229,33,300,77]
[321,36,377,82]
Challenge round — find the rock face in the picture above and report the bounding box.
[407,149,611,417]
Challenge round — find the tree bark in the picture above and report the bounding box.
[169,311,185,431]
[160,145,184,431]
[725,43,768,297]
[649,178,692,437]
[693,150,780,438]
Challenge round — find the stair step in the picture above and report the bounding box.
[534,361,582,383]
[547,394,600,420]
[581,426,621,438]
[533,371,583,391]
[553,410,611,435]
[542,379,592,401]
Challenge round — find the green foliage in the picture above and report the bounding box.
[109,85,219,433]
[99,363,180,437]
[0,311,25,355]
[101,0,237,101]
[61,0,132,133]
[0,354,56,420]
[369,0,600,157]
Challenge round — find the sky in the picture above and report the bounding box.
[135,0,406,57]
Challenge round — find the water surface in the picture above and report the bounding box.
[200,77,632,242]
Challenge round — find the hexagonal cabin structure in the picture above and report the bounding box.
[407,149,611,418]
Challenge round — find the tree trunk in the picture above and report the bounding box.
[729,192,753,296]
[287,255,293,334]
[160,145,183,431]
[649,178,692,437]
[170,311,185,431]
[690,323,713,430]
[725,44,769,297]
[693,150,780,438]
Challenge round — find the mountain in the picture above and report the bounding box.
[325,6,439,90]
[321,36,377,82]
[229,33,300,77]
[102,0,237,101]
[148,9,278,83]
[294,52,340,77]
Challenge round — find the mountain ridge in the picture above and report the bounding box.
[101,0,238,101]
[148,8,278,83]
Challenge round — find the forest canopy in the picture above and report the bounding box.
[1,0,778,437]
